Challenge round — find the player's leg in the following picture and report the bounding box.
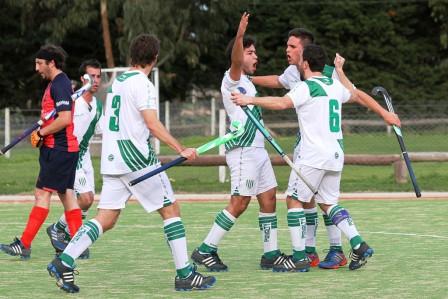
[255,148,285,269]
[158,202,216,291]
[125,165,215,291]
[318,171,373,270]
[192,194,248,271]
[48,165,96,256]
[318,212,347,269]
[193,147,255,272]
[303,199,320,267]
[48,208,118,293]
[0,188,51,259]
[1,146,63,259]
[274,165,326,273]
[47,174,126,293]
[257,188,286,269]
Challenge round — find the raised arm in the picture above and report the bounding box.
[229,12,250,81]
[251,75,283,88]
[334,54,401,127]
[334,53,358,102]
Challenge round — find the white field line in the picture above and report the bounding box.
[4,222,443,240]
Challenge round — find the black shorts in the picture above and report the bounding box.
[36,146,79,193]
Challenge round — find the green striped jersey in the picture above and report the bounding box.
[74,96,103,170]
[221,71,265,150]
[101,70,159,174]
[286,76,351,171]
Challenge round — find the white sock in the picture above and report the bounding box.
[259,212,278,254]
[163,217,190,271]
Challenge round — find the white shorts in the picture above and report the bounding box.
[226,147,277,197]
[99,164,175,213]
[285,164,341,205]
[74,153,95,194]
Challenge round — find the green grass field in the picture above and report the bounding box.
[0,200,447,298]
[1,132,447,194]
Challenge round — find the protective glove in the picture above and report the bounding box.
[30,130,44,148]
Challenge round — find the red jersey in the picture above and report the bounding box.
[40,72,79,152]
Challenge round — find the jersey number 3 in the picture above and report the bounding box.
[109,95,121,132]
[329,99,340,133]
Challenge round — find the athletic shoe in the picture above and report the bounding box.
[272,255,310,272]
[306,252,320,267]
[318,249,347,269]
[260,252,287,270]
[191,248,228,272]
[46,224,69,254]
[47,257,79,293]
[0,237,31,259]
[174,265,216,291]
[349,242,374,270]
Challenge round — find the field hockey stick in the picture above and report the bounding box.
[371,86,421,198]
[0,75,92,156]
[241,106,318,194]
[129,120,245,186]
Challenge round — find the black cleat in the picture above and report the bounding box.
[46,224,69,255]
[349,242,374,270]
[0,237,31,259]
[47,257,79,293]
[191,248,228,272]
[260,252,287,270]
[174,265,216,291]
[272,255,310,272]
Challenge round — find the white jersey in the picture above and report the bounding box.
[101,70,158,175]
[221,70,265,150]
[287,76,351,171]
[279,65,343,149]
[74,95,103,170]
[279,64,340,90]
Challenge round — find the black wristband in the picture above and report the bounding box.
[37,130,44,138]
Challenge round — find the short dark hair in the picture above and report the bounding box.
[225,35,256,65]
[129,34,160,67]
[302,44,328,72]
[288,28,315,47]
[79,59,102,77]
[35,44,68,70]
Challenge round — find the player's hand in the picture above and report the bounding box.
[334,53,345,71]
[236,12,250,37]
[30,130,44,148]
[180,148,197,161]
[383,111,401,127]
[231,92,252,106]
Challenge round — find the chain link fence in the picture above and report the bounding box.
[1,98,447,154]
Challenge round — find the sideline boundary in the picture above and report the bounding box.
[0,192,446,203]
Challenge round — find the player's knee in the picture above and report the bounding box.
[227,201,249,217]
[77,193,94,210]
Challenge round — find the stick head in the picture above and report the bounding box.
[82,74,93,89]
[229,120,244,138]
[372,86,392,101]
[372,86,394,112]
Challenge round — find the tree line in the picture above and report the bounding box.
[1,0,447,109]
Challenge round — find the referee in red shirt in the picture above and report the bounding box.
[0,45,82,259]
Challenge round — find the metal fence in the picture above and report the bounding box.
[1,99,447,154]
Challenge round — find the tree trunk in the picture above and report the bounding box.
[101,0,115,68]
